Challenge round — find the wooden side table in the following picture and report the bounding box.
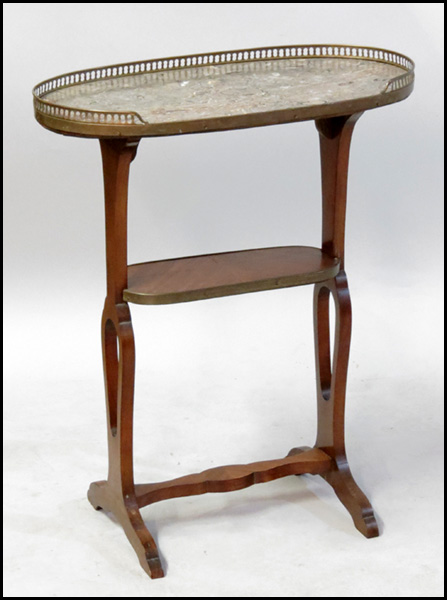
[33,44,415,579]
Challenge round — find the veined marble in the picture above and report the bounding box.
[43,58,405,124]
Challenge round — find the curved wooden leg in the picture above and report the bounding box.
[88,300,164,579]
[312,273,379,538]
[87,138,164,578]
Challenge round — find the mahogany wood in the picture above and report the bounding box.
[88,138,164,579]
[134,448,332,508]
[315,113,361,270]
[88,113,379,579]
[307,114,379,537]
[311,274,378,537]
[124,246,340,305]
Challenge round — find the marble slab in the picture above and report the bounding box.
[42,58,405,125]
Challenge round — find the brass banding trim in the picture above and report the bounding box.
[33,44,415,138]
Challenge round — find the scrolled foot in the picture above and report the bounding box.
[322,460,379,538]
[87,480,108,511]
[138,552,165,579]
[286,448,379,538]
[87,480,165,578]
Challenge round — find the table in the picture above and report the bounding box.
[33,44,415,579]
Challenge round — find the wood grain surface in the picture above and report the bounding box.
[124,246,340,304]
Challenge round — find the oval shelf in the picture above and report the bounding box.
[124,246,340,305]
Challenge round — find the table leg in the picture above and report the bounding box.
[87,139,164,578]
[313,274,379,538]
[308,114,378,537]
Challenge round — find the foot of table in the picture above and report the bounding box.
[288,446,378,538]
[88,480,164,579]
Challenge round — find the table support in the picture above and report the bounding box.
[88,138,164,579]
[88,116,378,579]
[310,274,378,538]
[308,114,378,537]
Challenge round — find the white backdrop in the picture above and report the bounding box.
[4,3,444,597]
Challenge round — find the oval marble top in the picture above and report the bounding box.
[33,45,414,138]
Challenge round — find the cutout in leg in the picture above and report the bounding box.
[103,317,118,437]
[315,285,332,401]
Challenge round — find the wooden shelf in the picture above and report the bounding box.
[124,246,340,305]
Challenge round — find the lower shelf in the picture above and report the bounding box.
[124,246,339,305]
